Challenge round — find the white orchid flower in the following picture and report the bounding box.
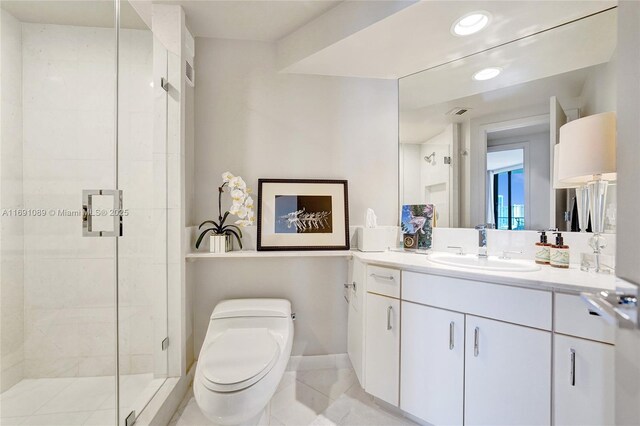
[244,196,254,208]
[230,189,245,201]
[235,219,253,227]
[237,206,249,219]
[229,176,247,190]
[247,209,255,219]
[229,202,242,215]
[222,171,234,183]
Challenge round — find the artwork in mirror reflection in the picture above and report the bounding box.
[399,8,617,232]
[401,204,434,249]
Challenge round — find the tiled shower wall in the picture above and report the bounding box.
[20,23,158,378]
[0,9,25,392]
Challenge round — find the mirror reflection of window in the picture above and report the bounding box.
[487,149,525,230]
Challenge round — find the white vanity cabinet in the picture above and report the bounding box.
[349,260,614,426]
[400,302,464,425]
[553,293,615,426]
[553,335,614,426]
[464,315,552,426]
[364,292,399,406]
[363,265,401,406]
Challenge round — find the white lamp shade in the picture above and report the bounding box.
[553,144,578,189]
[557,111,617,184]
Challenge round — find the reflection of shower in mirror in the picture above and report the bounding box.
[424,152,436,164]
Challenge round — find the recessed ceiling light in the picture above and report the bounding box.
[451,11,491,36]
[473,67,502,81]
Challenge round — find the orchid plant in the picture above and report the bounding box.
[195,172,255,250]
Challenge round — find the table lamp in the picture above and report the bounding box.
[557,112,616,273]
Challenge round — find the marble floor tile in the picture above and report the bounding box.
[83,409,115,426]
[170,366,412,426]
[0,378,77,418]
[34,376,113,414]
[296,369,356,400]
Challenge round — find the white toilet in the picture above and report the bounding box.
[194,299,294,425]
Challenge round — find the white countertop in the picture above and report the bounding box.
[352,250,627,294]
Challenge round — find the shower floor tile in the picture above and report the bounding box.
[0,374,162,426]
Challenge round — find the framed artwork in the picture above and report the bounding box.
[401,204,434,250]
[257,179,350,251]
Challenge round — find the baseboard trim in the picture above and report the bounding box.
[136,364,195,426]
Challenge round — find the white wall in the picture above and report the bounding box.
[488,131,551,231]
[0,9,25,392]
[191,37,397,356]
[581,56,617,116]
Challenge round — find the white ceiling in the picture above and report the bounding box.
[400,9,616,112]
[280,0,616,79]
[160,0,341,41]
[1,1,148,29]
[399,65,596,144]
[487,149,524,172]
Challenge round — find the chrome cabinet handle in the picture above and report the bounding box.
[570,349,576,386]
[449,321,455,350]
[474,327,480,357]
[386,306,393,330]
[370,273,394,281]
[343,282,356,291]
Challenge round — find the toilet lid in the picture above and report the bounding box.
[200,328,280,392]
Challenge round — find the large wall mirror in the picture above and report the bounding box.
[399,7,617,232]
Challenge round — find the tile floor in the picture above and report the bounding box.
[169,367,416,426]
[0,374,165,426]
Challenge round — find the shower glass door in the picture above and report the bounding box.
[116,1,168,423]
[0,1,119,424]
[0,1,168,424]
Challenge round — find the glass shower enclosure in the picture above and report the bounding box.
[0,1,168,424]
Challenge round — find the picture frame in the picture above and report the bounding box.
[257,179,350,251]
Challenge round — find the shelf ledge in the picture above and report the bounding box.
[186,250,354,261]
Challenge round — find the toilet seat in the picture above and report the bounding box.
[200,328,280,392]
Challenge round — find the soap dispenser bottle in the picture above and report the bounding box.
[535,231,551,265]
[550,232,570,269]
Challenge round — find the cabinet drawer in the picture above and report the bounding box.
[555,293,615,344]
[366,265,400,298]
[402,271,552,330]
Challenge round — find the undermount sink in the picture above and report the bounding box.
[427,252,541,272]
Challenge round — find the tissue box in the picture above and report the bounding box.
[358,228,388,252]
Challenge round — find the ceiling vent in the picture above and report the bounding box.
[446,107,471,116]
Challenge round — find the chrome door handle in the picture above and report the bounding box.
[370,273,394,281]
[82,189,123,237]
[570,348,576,386]
[474,327,480,357]
[386,306,393,330]
[449,321,455,350]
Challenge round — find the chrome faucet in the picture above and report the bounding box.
[475,224,494,258]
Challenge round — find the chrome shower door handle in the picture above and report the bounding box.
[82,189,123,237]
[386,306,393,330]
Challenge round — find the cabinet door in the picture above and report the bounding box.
[554,335,614,426]
[401,302,464,425]
[364,292,400,406]
[347,258,366,386]
[465,316,551,426]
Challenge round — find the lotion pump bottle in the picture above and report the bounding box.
[535,231,551,265]
[550,232,570,269]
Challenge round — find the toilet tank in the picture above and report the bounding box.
[211,298,292,320]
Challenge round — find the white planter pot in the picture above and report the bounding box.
[209,235,229,253]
